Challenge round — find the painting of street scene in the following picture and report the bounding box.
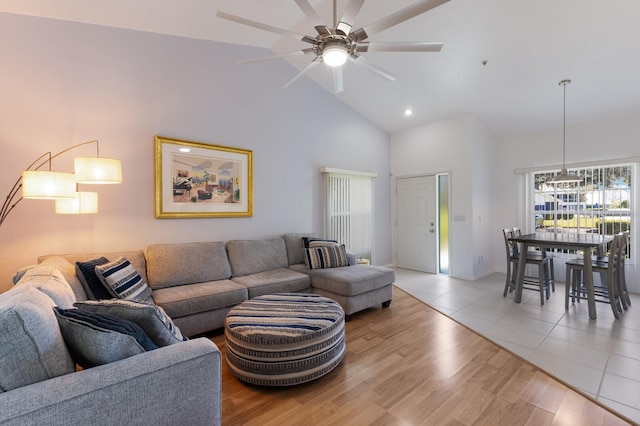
[172,153,241,204]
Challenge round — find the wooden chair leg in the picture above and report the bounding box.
[503,260,512,297]
[618,266,630,310]
[548,258,555,292]
[607,278,621,320]
[574,270,582,303]
[543,260,551,300]
[565,265,571,310]
[538,263,545,305]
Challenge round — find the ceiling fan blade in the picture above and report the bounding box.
[238,48,315,65]
[356,41,443,53]
[283,57,322,88]
[294,0,331,35]
[351,0,450,41]
[337,0,365,35]
[349,54,396,82]
[332,67,344,94]
[217,11,314,43]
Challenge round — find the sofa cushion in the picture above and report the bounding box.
[230,268,311,298]
[226,238,289,277]
[304,245,349,269]
[0,286,75,392]
[75,257,111,300]
[295,264,395,297]
[15,266,76,309]
[146,242,231,289]
[95,257,152,302]
[75,299,187,347]
[54,308,157,368]
[152,279,248,320]
[282,233,317,265]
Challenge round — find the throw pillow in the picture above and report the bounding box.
[54,308,157,368]
[74,299,187,347]
[94,257,152,302]
[0,287,75,391]
[76,257,112,300]
[304,244,349,269]
[302,237,339,248]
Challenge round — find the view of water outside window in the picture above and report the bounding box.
[533,164,632,254]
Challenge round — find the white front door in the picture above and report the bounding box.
[396,176,437,273]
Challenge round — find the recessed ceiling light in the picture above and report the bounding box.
[404,108,413,116]
[179,148,191,153]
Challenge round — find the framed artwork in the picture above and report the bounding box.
[154,136,253,218]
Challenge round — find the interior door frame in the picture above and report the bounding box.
[392,171,451,275]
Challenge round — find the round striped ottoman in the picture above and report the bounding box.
[224,293,346,386]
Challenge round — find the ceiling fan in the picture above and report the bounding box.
[217,0,450,93]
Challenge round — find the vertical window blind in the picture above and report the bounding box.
[321,168,377,263]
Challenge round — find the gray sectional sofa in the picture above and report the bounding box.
[40,233,395,336]
[0,233,393,425]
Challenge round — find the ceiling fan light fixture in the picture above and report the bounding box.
[322,44,348,67]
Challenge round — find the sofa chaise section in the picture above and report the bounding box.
[292,263,393,317]
[282,233,395,318]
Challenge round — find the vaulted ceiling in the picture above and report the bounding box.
[2,0,640,135]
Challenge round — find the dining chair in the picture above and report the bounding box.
[513,226,555,293]
[588,231,631,311]
[502,228,553,305]
[565,232,625,318]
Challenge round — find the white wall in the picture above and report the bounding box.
[493,109,640,292]
[0,13,393,292]
[471,120,496,278]
[391,114,495,281]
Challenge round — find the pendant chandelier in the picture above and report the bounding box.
[550,79,582,184]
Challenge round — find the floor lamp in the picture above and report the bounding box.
[0,140,122,228]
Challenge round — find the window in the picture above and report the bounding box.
[322,168,376,262]
[531,163,633,257]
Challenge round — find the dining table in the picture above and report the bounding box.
[509,232,613,319]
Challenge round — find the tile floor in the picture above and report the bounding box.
[393,268,640,424]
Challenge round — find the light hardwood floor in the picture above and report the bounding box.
[208,287,633,425]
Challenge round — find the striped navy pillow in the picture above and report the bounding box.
[304,245,349,269]
[95,257,152,302]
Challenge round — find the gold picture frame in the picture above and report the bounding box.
[154,136,253,218]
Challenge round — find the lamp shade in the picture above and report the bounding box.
[55,191,99,214]
[74,157,122,184]
[21,170,77,199]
